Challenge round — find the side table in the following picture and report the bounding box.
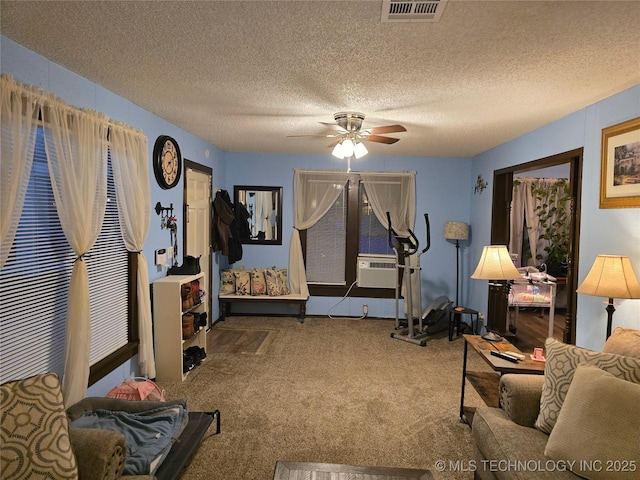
[460,334,545,425]
[449,306,479,341]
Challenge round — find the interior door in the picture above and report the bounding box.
[185,161,212,329]
[490,149,582,344]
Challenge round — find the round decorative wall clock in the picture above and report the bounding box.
[153,135,182,189]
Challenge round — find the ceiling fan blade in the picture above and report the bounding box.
[366,135,400,144]
[367,124,407,135]
[328,138,341,148]
[287,133,340,138]
[319,122,348,132]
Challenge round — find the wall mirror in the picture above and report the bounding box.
[234,185,283,245]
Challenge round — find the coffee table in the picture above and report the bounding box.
[273,461,433,480]
[460,334,545,425]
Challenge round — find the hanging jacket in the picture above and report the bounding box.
[212,189,243,263]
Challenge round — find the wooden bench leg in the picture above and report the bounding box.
[219,300,229,321]
[299,302,306,323]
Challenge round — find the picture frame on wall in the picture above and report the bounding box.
[600,116,640,208]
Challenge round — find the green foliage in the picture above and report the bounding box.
[530,178,570,275]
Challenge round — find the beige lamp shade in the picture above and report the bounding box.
[577,255,640,299]
[444,221,469,240]
[471,245,521,280]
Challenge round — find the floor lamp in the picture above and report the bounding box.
[444,221,469,306]
[577,255,640,339]
[471,245,522,341]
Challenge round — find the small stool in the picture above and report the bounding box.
[449,306,479,341]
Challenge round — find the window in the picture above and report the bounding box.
[302,173,396,298]
[359,183,394,256]
[0,128,136,386]
[305,188,346,285]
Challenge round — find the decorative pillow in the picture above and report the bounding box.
[250,268,267,296]
[234,270,251,295]
[219,269,236,295]
[544,364,640,480]
[602,327,640,358]
[0,372,79,480]
[277,268,290,295]
[535,338,640,434]
[265,268,280,296]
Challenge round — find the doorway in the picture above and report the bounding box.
[184,160,213,329]
[489,148,582,347]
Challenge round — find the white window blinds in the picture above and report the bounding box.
[305,188,347,285]
[0,128,128,384]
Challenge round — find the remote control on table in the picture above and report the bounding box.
[490,350,520,363]
[504,351,525,360]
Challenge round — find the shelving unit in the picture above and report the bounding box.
[153,273,207,382]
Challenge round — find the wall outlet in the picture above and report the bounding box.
[363,304,368,316]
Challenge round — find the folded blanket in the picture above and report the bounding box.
[70,404,188,475]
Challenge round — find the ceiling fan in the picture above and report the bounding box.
[289,112,407,159]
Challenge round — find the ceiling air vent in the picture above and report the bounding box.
[381,0,448,23]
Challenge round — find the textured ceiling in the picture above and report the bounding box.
[2,1,639,158]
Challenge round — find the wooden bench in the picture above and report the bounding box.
[218,293,309,323]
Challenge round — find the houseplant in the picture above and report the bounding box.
[530,178,570,277]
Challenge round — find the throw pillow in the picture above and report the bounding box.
[277,267,290,295]
[0,372,79,480]
[535,337,640,434]
[220,268,239,294]
[602,327,640,358]
[545,364,640,480]
[265,268,280,296]
[234,270,251,295]
[250,268,267,296]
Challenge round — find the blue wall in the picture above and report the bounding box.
[2,35,639,394]
[2,37,225,395]
[225,153,473,319]
[468,89,640,351]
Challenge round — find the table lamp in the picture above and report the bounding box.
[444,221,469,306]
[471,245,521,341]
[577,255,640,339]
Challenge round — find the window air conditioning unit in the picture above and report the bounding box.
[356,255,396,289]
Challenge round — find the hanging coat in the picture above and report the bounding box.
[212,190,243,264]
[213,190,234,255]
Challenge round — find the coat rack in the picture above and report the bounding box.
[155,202,178,266]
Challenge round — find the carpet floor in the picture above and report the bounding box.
[157,316,489,480]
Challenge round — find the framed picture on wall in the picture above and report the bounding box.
[600,116,640,208]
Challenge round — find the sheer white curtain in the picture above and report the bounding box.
[41,95,109,406]
[289,169,349,296]
[360,171,418,316]
[509,180,528,265]
[255,191,273,240]
[360,171,416,237]
[0,75,41,269]
[109,121,155,379]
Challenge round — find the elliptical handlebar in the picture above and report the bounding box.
[421,213,431,255]
[405,228,419,255]
[386,211,419,256]
[386,211,397,250]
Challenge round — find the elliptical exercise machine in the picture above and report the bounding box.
[387,212,453,346]
[387,212,430,346]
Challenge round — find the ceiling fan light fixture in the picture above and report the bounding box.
[354,141,368,159]
[332,142,345,159]
[342,138,355,157]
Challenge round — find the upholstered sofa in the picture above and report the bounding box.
[471,327,640,480]
[0,373,190,480]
